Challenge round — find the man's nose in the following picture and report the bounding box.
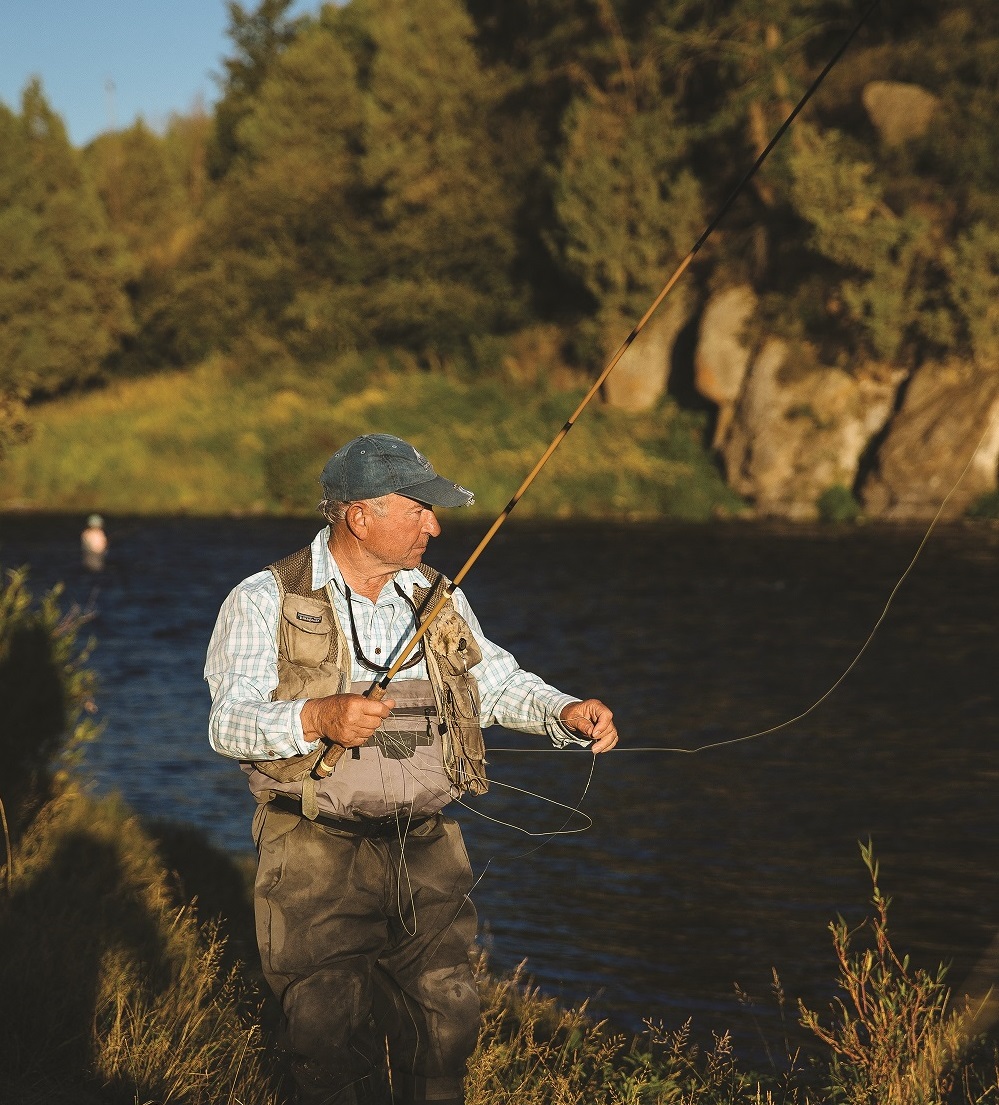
[423,509,441,536]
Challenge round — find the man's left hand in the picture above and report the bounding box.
[559,699,618,753]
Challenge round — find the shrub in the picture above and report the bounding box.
[817,484,861,524]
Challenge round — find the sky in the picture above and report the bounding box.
[1,0,321,148]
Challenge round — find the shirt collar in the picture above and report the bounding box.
[310,527,433,600]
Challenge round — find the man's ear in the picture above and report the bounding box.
[345,501,369,539]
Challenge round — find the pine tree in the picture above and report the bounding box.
[0,81,133,398]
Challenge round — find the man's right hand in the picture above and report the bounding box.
[300,693,396,749]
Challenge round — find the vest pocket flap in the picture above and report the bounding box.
[282,594,333,633]
[280,594,334,667]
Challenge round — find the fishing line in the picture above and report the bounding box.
[505,752,597,862]
[487,411,999,757]
[389,750,595,838]
[371,723,596,935]
[374,750,420,937]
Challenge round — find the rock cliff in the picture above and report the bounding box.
[691,287,999,521]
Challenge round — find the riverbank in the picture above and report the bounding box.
[3,782,997,1104]
[0,354,744,521]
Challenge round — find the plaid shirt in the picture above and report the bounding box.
[205,528,583,761]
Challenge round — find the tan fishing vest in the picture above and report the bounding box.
[241,544,489,820]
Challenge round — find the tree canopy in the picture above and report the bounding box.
[2,0,999,410]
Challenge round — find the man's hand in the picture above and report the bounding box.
[300,693,396,749]
[559,699,618,754]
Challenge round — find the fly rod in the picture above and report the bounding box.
[314,0,882,779]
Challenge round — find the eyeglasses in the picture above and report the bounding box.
[343,581,425,673]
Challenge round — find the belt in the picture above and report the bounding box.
[268,793,438,837]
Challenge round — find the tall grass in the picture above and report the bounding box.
[0,352,743,520]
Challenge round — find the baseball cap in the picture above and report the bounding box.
[320,434,475,508]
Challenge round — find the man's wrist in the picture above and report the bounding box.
[294,699,323,753]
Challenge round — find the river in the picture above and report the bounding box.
[2,512,997,1060]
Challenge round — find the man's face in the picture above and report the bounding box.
[362,494,441,572]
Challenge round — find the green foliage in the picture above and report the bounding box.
[183,0,522,366]
[83,111,213,374]
[551,94,704,364]
[0,81,134,397]
[211,0,303,176]
[0,355,743,521]
[0,790,281,1105]
[353,0,523,350]
[945,222,999,371]
[785,127,942,366]
[966,489,999,520]
[0,391,31,462]
[817,484,861,524]
[0,569,99,825]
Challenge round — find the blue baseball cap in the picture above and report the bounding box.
[320,434,474,508]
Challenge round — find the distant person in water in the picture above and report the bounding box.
[81,514,108,571]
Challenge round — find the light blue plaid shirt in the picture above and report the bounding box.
[205,528,583,760]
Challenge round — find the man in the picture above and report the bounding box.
[205,433,617,1105]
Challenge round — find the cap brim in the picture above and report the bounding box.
[397,475,475,508]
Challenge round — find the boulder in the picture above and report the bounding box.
[693,284,757,447]
[722,339,902,519]
[602,292,690,412]
[861,361,999,521]
[862,81,941,148]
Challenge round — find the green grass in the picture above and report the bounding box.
[0,352,745,520]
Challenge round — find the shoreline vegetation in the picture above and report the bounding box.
[0,353,746,522]
[3,560,999,1104]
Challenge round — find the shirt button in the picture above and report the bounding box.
[374,647,382,655]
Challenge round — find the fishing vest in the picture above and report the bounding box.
[241,544,489,820]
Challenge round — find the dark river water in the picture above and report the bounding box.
[2,513,997,1061]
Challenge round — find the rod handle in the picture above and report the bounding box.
[311,683,388,778]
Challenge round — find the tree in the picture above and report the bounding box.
[551,94,704,365]
[181,0,522,364]
[84,111,213,374]
[0,81,133,398]
[353,0,522,352]
[173,14,371,363]
[210,0,305,176]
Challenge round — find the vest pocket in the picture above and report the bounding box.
[280,594,334,667]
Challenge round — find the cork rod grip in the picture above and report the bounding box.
[311,683,389,779]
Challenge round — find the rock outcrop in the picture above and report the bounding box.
[861,81,941,148]
[720,339,902,520]
[693,284,757,448]
[861,361,999,521]
[602,292,691,412]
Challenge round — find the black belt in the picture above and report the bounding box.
[268,793,438,837]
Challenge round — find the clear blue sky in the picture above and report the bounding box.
[1,0,320,148]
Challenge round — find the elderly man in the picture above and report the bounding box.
[205,433,617,1105]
